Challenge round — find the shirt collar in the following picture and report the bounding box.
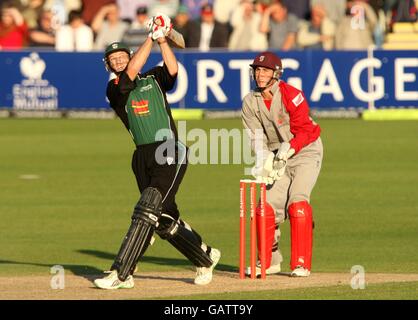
[253,79,280,97]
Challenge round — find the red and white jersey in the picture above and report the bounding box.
[242,80,321,156]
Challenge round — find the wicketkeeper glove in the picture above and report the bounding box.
[271,142,295,179]
[251,151,276,185]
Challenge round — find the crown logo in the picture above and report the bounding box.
[20,52,46,80]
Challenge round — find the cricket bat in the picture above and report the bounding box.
[166,28,185,49]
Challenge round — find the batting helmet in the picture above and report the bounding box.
[104,42,132,59]
[250,51,283,79]
[103,42,133,72]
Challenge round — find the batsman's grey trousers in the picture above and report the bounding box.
[268,137,323,223]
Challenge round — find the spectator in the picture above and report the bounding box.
[282,0,311,20]
[148,0,179,18]
[29,9,56,48]
[44,0,82,26]
[181,0,214,20]
[297,4,335,50]
[335,0,377,49]
[367,0,385,47]
[121,5,149,49]
[384,0,398,14]
[310,0,346,25]
[0,3,29,49]
[172,4,198,47]
[213,0,240,24]
[187,3,229,50]
[92,3,129,50]
[55,9,93,51]
[260,2,299,50]
[390,0,417,28]
[21,0,46,29]
[116,0,152,23]
[81,0,115,26]
[228,0,268,51]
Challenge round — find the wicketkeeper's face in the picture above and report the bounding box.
[108,51,130,73]
[255,67,275,88]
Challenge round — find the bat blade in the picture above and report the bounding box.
[167,28,185,49]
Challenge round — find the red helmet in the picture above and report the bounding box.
[250,51,283,78]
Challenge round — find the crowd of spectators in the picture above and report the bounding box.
[0,0,417,51]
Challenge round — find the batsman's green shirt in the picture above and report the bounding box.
[106,65,177,146]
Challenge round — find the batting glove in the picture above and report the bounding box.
[153,13,171,34]
[150,27,165,40]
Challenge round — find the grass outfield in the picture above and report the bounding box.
[167,281,418,300]
[0,118,417,299]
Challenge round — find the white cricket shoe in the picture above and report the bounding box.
[290,266,310,277]
[194,248,221,285]
[94,270,134,290]
[245,262,281,277]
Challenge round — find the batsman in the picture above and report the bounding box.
[94,14,220,289]
[242,51,323,277]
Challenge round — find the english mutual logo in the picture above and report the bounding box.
[13,52,58,110]
[131,100,149,115]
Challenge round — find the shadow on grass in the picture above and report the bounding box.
[0,259,101,279]
[0,248,236,281]
[77,249,236,272]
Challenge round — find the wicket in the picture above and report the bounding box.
[239,179,266,279]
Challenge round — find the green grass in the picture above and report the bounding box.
[163,281,418,300]
[0,118,417,299]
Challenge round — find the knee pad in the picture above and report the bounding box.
[155,213,179,240]
[112,187,162,281]
[156,215,212,267]
[256,202,276,268]
[288,201,313,271]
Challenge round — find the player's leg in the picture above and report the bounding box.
[156,213,221,285]
[152,141,220,284]
[287,148,322,277]
[94,187,163,289]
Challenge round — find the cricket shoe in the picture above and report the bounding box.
[104,265,138,274]
[290,266,310,277]
[94,270,134,290]
[245,262,281,277]
[194,248,221,285]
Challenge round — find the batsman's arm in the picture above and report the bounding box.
[157,37,178,77]
[126,37,154,81]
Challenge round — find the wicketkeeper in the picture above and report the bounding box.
[94,14,220,290]
[242,51,323,277]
